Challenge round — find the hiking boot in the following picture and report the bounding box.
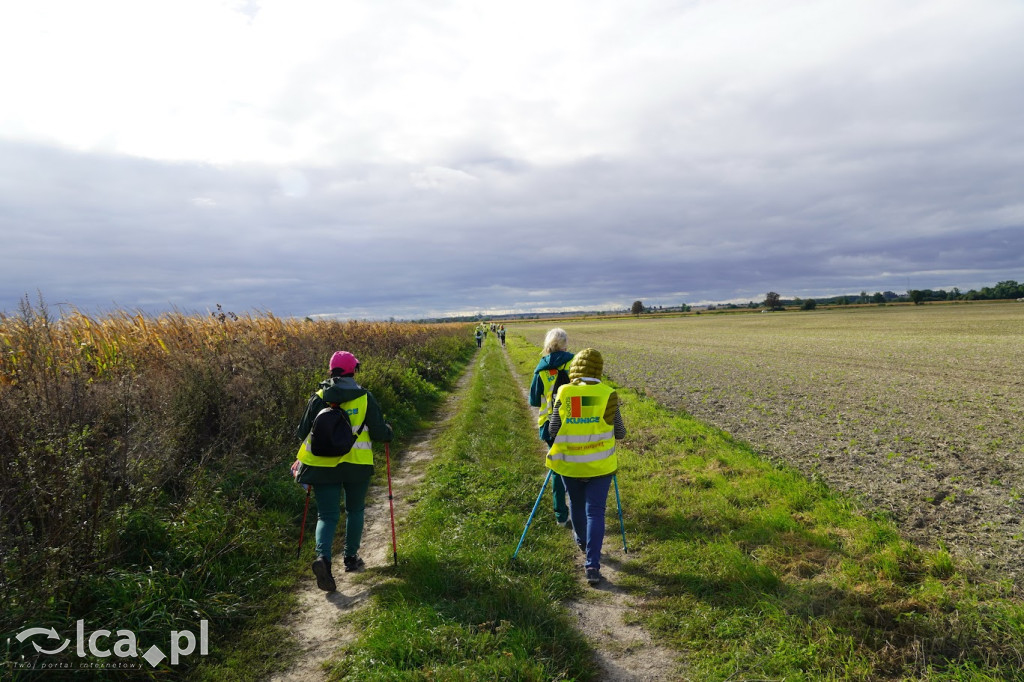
[585,567,603,586]
[556,517,573,530]
[343,555,365,572]
[312,556,336,592]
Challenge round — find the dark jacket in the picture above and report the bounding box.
[529,351,575,407]
[294,376,393,485]
[529,351,574,442]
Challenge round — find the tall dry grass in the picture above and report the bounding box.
[0,296,473,676]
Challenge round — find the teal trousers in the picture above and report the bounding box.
[313,477,371,561]
[552,472,569,522]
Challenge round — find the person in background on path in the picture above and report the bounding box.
[546,348,626,586]
[292,351,394,592]
[529,328,574,528]
[475,327,484,348]
[498,325,506,348]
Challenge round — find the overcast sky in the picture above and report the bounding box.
[2,0,1023,319]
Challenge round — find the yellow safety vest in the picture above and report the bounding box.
[546,381,617,478]
[296,390,373,467]
[536,358,573,430]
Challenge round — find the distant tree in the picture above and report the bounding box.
[836,296,848,305]
[764,292,781,310]
[801,299,817,310]
[872,292,886,304]
[631,300,644,316]
[992,280,1023,299]
[947,287,961,301]
[860,290,869,304]
[909,290,925,305]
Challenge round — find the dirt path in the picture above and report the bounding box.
[501,347,685,681]
[270,349,684,681]
[268,366,475,682]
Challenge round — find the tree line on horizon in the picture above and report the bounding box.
[759,279,1024,311]
[667,279,1024,314]
[411,279,1023,323]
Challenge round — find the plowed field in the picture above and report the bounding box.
[514,302,1024,582]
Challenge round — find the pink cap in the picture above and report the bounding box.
[329,351,359,374]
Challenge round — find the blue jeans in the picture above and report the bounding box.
[561,473,613,570]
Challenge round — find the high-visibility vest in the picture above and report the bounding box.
[546,381,617,478]
[536,358,573,430]
[296,390,373,467]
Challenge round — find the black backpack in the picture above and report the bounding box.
[310,404,365,458]
[549,368,570,406]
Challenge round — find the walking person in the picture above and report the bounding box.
[498,326,506,348]
[291,351,393,592]
[529,328,574,528]
[546,348,626,586]
[475,327,484,348]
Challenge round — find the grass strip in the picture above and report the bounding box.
[505,333,1024,681]
[326,335,599,681]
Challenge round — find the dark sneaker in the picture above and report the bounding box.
[312,556,336,592]
[343,555,365,572]
[585,567,603,586]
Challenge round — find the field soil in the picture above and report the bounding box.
[514,303,1024,583]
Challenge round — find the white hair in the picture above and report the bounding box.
[541,328,568,355]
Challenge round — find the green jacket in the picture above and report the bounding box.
[294,376,393,485]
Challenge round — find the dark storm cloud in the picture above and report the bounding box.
[3,105,1024,320]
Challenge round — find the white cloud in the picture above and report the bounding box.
[409,166,478,190]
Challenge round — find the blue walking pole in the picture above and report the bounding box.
[613,474,628,553]
[511,470,553,560]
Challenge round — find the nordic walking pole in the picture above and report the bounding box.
[297,486,311,558]
[613,474,628,553]
[385,442,398,566]
[511,470,553,560]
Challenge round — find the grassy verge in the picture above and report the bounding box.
[505,333,1024,681]
[325,334,599,681]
